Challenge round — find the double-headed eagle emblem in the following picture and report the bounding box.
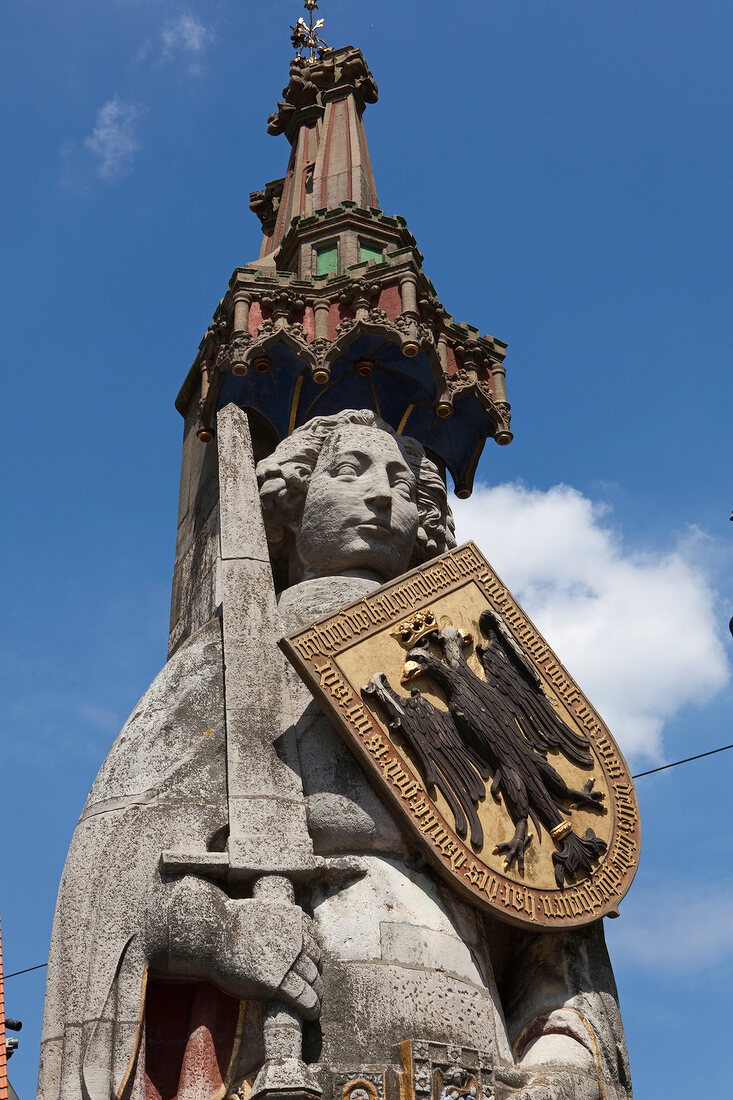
[364,608,607,888]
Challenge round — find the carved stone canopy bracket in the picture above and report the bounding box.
[250,179,286,233]
[268,46,378,138]
[435,346,513,445]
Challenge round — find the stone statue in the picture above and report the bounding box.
[256,409,455,585]
[38,408,632,1100]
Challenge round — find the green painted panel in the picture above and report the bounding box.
[359,243,383,264]
[316,245,338,275]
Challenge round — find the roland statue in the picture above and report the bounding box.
[38,409,632,1100]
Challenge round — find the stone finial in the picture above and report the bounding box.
[290,0,330,63]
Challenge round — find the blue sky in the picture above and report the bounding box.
[1,1,731,1096]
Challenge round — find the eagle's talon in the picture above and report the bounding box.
[494,830,532,871]
[566,779,605,811]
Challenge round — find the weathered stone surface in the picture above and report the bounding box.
[40,411,633,1100]
[278,576,378,634]
[39,617,228,1099]
[169,398,221,657]
[218,403,270,563]
[217,405,317,877]
[495,923,633,1098]
[39,613,323,1100]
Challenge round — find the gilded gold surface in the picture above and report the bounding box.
[282,542,641,929]
[337,582,615,893]
[390,608,438,648]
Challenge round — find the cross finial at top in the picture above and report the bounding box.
[291,0,330,62]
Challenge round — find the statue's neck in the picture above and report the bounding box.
[277,574,382,635]
[299,566,386,584]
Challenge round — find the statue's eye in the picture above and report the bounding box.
[335,461,359,477]
[393,475,415,499]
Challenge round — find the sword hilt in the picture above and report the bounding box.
[250,875,322,1100]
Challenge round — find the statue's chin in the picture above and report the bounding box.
[293,540,411,587]
[297,563,392,586]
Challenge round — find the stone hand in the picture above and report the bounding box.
[143,876,323,1019]
[275,916,323,1020]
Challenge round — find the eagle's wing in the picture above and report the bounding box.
[363,675,487,848]
[477,609,593,768]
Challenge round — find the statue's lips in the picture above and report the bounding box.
[356,520,392,536]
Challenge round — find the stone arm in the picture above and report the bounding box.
[488,917,632,1100]
[142,875,323,1019]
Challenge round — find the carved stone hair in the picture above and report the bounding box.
[256,409,456,571]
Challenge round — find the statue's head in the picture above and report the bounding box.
[257,409,456,586]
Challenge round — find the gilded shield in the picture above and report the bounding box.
[280,542,640,929]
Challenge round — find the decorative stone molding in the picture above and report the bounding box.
[400,1040,494,1100]
[335,317,359,338]
[180,225,510,490]
[267,47,378,137]
[336,1074,384,1100]
[328,1040,494,1100]
[249,181,285,232]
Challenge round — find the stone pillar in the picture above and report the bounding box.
[353,289,371,323]
[313,298,330,341]
[233,292,252,335]
[437,332,449,373]
[489,356,508,404]
[399,271,419,315]
[398,273,420,358]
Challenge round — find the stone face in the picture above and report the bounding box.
[39,411,633,1100]
[294,424,419,581]
[256,409,455,588]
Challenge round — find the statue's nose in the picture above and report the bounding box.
[364,466,392,510]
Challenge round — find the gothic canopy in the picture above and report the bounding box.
[176,44,512,499]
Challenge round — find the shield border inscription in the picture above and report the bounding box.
[280,542,641,929]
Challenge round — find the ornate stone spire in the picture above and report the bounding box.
[175,27,512,515]
[251,45,379,261]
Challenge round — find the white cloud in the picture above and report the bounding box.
[84,94,142,180]
[135,38,153,64]
[78,703,121,734]
[608,883,733,974]
[162,13,214,71]
[453,483,729,761]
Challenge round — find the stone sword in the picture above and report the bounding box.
[163,405,326,1100]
